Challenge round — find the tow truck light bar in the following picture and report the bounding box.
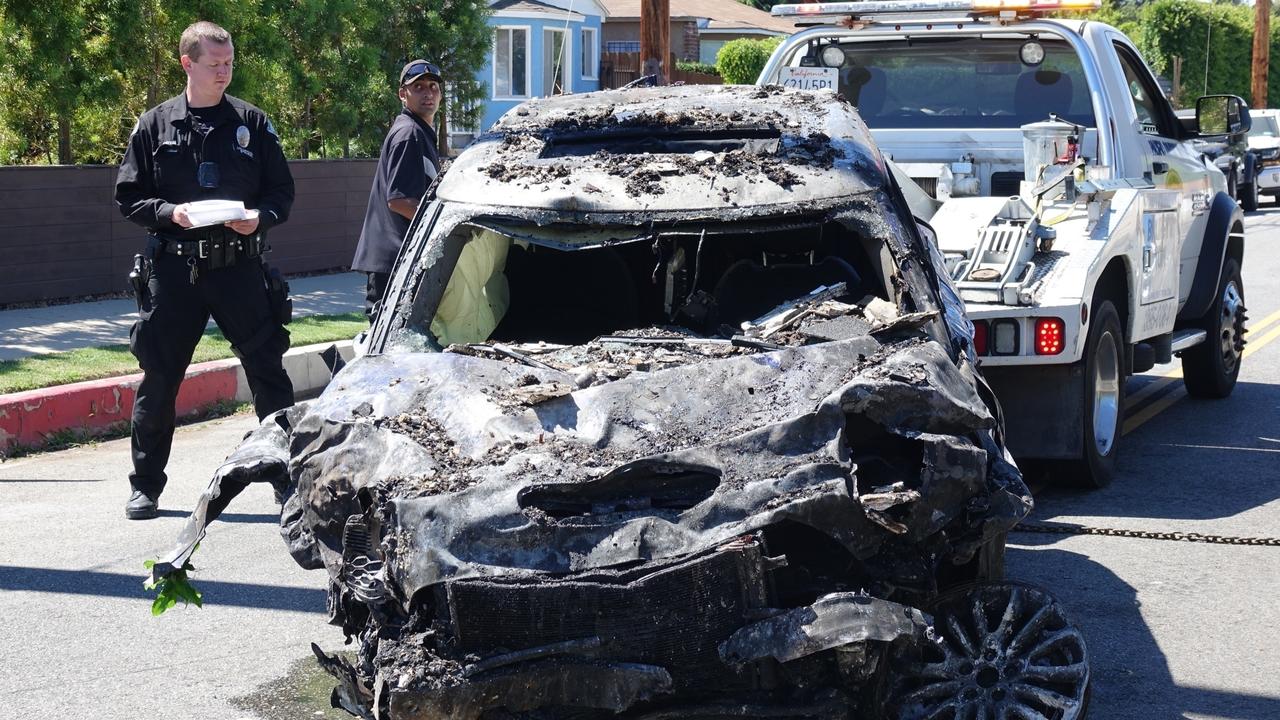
[773,0,1101,18]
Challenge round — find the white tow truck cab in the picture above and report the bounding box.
[760,0,1249,487]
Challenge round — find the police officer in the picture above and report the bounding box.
[352,59,443,320]
[115,20,295,520]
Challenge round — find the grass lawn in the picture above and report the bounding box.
[0,312,367,394]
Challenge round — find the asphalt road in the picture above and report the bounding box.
[2,207,1278,718]
[1008,202,1280,720]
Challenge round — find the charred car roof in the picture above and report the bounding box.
[439,84,888,216]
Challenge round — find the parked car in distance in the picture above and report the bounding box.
[1248,108,1280,204]
[1177,106,1259,211]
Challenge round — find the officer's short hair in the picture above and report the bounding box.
[180,21,232,61]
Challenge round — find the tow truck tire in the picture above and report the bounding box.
[1182,256,1244,398]
[1071,300,1124,489]
[1239,179,1259,212]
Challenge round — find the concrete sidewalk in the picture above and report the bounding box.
[0,271,367,452]
[0,271,366,360]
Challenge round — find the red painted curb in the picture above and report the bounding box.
[0,358,242,452]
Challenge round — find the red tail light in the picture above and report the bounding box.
[1035,317,1065,355]
[972,320,989,355]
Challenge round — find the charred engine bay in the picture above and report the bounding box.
[274,296,1032,719]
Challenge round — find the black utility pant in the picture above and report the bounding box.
[364,271,391,322]
[129,251,294,498]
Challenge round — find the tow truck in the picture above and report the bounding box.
[759,0,1249,487]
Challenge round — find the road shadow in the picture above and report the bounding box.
[1032,380,1280,522]
[1007,538,1280,719]
[156,508,279,523]
[0,565,325,613]
[0,477,106,483]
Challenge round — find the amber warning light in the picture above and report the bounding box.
[1035,317,1066,355]
[774,0,1102,16]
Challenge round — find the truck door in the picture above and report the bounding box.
[1102,38,1193,337]
[1110,39,1212,312]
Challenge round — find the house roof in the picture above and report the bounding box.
[598,0,794,34]
[491,0,588,21]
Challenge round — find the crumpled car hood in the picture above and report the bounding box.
[284,332,1030,601]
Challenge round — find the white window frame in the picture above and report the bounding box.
[493,25,531,100]
[580,26,598,80]
[543,27,571,96]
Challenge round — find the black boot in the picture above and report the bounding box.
[125,489,159,520]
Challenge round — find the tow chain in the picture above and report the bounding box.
[1012,521,1280,547]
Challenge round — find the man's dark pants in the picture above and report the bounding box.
[128,251,294,499]
[365,271,391,322]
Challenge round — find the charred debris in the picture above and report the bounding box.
[279,286,1040,719]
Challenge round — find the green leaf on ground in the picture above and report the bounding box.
[143,555,204,616]
[0,312,366,394]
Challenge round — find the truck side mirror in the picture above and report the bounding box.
[1196,94,1251,136]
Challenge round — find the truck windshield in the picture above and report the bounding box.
[815,36,1094,130]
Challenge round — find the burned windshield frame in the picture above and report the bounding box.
[390,200,940,352]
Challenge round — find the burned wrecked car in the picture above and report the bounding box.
[157,85,1089,719]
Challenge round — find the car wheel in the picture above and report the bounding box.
[881,582,1091,720]
[1239,178,1259,212]
[1066,299,1124,489]
[1182,256,1245,398]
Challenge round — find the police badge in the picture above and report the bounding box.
[236,125,251,147]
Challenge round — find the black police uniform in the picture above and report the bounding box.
[115,92,295,503]
[351,107,440,318]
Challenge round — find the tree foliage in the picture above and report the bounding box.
[716,36,783,85]
[0,0,491,164]
[1083,0,1280,109]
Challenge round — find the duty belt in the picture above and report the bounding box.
[151,229,265,268]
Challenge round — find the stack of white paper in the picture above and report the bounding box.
[185,200,260,228]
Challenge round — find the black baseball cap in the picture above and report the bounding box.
[400,59,442,86]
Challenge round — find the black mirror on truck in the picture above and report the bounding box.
[1196,94,1251,136]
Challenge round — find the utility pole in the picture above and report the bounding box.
[640,0,670,84]
[1253,0,1271,109]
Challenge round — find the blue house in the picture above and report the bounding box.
[460,0,605,144]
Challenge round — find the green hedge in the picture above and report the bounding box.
[716,36,784,85]
[676,59,720,76]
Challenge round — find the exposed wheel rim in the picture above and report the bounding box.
[1091,329,1121,457]
[884,583,1090,720]
[1218,279,1245,374]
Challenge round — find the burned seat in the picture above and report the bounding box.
[712,255,861,327]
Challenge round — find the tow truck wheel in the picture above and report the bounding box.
[881,582,1091,720]
[1182,256,1245,398]
[1071,300,1124,489]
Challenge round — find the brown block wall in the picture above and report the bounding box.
[0,159,376,305]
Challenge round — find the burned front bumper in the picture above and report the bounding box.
[373,537,933,719]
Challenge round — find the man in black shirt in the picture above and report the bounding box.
[115,20,295,520]
[352,59,443,320]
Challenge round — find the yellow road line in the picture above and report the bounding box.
[1123,306,1280,435]
[1247,306,1280,337]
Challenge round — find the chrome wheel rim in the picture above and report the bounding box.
[1218,280,1245,374]
[885,583,1090,720]
[1092,330,1121,457]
